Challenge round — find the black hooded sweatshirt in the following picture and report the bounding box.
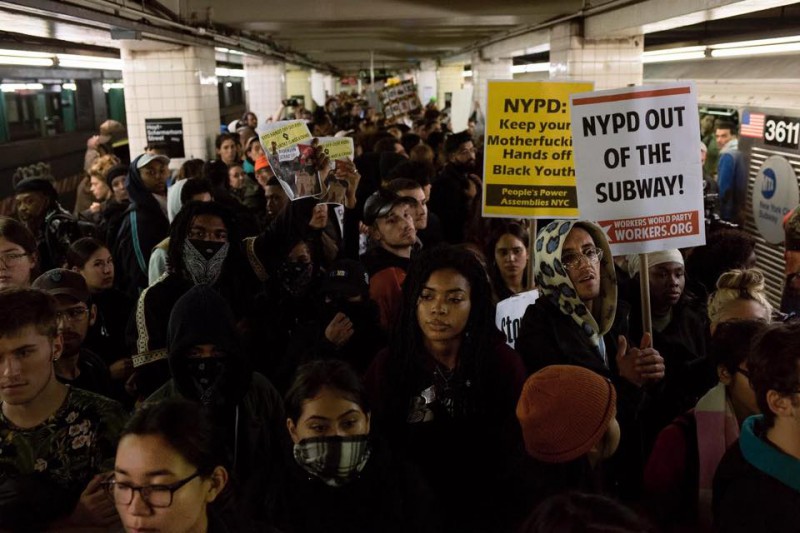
[113,155,170,297]
[147,285,286,528]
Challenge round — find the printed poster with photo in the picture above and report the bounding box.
[317,136,355,205]
[258,120,322,200]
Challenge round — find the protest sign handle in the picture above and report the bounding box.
[527,220,537,290]
[638,253,652,340]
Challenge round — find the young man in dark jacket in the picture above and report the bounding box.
[147,284,286,529]
[713,322,800,533]
[515,220,666,499]
[114,153,170,297]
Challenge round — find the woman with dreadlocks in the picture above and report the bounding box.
[365,245,527,533]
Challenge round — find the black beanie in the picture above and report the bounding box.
[105,164,129,188]
[14,177,57,201]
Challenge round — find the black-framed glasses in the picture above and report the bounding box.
[561,247,603,270]
[0,252,30,268]
[56,307,89,323]
[103,471,200,508]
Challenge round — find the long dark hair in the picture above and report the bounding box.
[387,245,496,419]
[65,237,107,269]
[122,399,223,477]
[486,221,529,301]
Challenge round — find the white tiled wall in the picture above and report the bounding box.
[244,57,286,122]
[471,54,513,114]
[437,64,465,107]
[549,21,643,90]
[121,44,220,166]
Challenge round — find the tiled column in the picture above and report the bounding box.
[437,64,464,108]
[121,44,219,165]
[244,57,286,122]
[286,68,313,111]
[471,53,512,114]
[310,69,327,108]
[549,21,643,90]
[416,59,438,106]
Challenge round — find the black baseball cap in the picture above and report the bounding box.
[363,189,417,226]
[32,269,90,303]
[321,259,369,297]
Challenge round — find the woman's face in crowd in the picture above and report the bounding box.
[228,166,246,190]
[77,247,114,293]
[217,139,237,165]
[648,261,685,311]
[287,386,370,443]
[114,434,224,533]
[0,237,35,289]
[112,176,129,202]
[720,361,760,420]
[417,268,472,344]
[494,234,528,282]
[89,176,111,201]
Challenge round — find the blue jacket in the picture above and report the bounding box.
[717,139,748,225]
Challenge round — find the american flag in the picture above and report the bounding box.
[740,111,765,138]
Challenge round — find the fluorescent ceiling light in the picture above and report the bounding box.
[102,82,124,92]
[1,83,45,92]
[62,83,77,91]
[0,49,53,58]
[711,35,800,49]
[710,42,800,58]
[511,62,550,73]
[215,67,245,77]
[462,70,473,77]
[57,54,122,70]
[643,51,706,63]
[0,56,53,67]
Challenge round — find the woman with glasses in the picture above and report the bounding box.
[0,216,38,289]
[644,319,767,531]
[515,220,665,500]
[108,398,243,533]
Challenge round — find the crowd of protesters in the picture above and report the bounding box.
[0,93,799,533]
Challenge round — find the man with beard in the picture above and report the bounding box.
[32,269,112,398]
[429,131,479,244]
[147,284,285,529]
[127,201,261,402]
[291,259,386,375]
[14,177,84,271]
[361,189,417,331]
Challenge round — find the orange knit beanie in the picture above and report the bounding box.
[516,365,617,463]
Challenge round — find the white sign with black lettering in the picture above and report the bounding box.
[495,290,538,349]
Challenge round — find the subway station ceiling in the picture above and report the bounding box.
[0,0,799,74]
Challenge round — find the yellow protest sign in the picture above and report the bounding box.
[482,81,593,218]
[318,137,354,162]
[258,119,312,152]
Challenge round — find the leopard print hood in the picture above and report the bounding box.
[533,220,617,358]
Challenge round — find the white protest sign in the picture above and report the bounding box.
[450,87,473,133]
[570,83,706,255]
[257,120,321,200]
[495,290,538,349]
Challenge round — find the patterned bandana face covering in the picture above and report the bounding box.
[293,434,371,487]
[182,240,229,285]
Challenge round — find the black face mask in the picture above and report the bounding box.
[278,261,314,296]
[188,239,226,261]
[184,357,228,407]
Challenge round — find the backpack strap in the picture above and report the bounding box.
[129,211,147,275]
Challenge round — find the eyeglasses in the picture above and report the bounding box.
[561,247,604,270]
[457,147,477,157]
[103,471,200,508]
[0,252,30,268]
[56,307,89,323]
